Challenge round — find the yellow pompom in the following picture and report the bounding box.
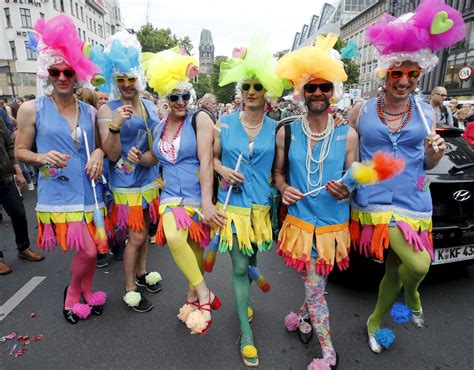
[242,345,258,358]
[353,163,379,184]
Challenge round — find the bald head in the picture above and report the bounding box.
[430,86,448,107]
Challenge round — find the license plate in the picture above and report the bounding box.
[433,245,474,265]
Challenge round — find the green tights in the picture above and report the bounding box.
[230,235,257,338]
[368,227,431,333]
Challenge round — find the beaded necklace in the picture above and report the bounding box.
[50,95,80,148]
[240,112,264,130]
[376,95,414,156]
[159,115,185,163]
[302,114,335,198]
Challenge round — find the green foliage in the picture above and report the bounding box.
[193,74,212,99]
[210,58,236,103]
[136,23,193,54]
[333,38,360,86]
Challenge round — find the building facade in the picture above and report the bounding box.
[0,0,123,99]
[291,0,377,50]
[340,0,388,98]
[199,29,214,75]
[392,0,474,99]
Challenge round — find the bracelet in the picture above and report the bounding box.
[108,122,121,133]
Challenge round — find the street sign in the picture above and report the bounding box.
[349,89,362,99]
[459,66,472,81]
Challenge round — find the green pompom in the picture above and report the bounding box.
[145,271,162,285]
[124,291,141,307]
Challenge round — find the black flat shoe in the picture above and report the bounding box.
[298,318,313,344]
[63,286,79,324]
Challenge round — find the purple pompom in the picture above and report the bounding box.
[375,328,396,349]
[284,311,300,332]
[88,291,107,306]
[391,302,413,324]
[307,358,330,370]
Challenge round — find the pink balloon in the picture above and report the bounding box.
[232,47,247,59]
[186,64,200,78]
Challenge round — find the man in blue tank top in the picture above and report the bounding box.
[347,1,462,355]
[274,34,358,369]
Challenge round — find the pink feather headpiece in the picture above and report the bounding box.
[34,14,99,81]
[367,0,466,76]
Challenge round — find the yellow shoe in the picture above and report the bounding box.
[240,335,259,367]
[248,306,254,323]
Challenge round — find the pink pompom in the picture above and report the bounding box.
[413,0,466,51]
[307,358,330,370]
[88,291,107,306]
[72,303,91,319]
[284,311,300,332]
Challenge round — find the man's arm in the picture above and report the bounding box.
[1,118,25,188]
[273,125,304,205]
[97,103,128,162]
[347,102,363,130]
[425,111,445,170]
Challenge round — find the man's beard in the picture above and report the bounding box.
[305,96,330,114]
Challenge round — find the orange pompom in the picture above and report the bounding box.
[372,151,405,181]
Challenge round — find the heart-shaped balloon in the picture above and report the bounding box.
[430,11,454,35]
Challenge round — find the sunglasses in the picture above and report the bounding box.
[387,69,422,80]
[241,83,264,92]
[115,76,138,85]
[304,83,334,94]
[168,93,191,103]
[47,68,76,79]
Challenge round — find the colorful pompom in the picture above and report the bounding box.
[123,291,141,307]
[145,271,162,285]
[391,302,413,324]
[242,345,258,359]
[372,151,406,181]
[185,310,207,334]
[72,303,91,319]
[88,291,107,306]
[248,266,271,293]
[284,311,300,332]
[204,235,219,273]
[375,328,396,349]
[177,303,196,323]
[307,358,331,370]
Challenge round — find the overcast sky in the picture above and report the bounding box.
[119,0,325,57]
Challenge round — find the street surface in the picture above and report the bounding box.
[1,191,473,369]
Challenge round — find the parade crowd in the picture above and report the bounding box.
[0,1,469,368]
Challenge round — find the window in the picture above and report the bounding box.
[10,40,17,60]
[20,8,32,28]
[25,41,37,60]
[94,21,97,34]
[83,30,86,40]
[80,6,84,21]
[53,0,57,10]
[78,27,81,40]
[98,24,103,37]
[70,0,74,16]
[4,8,12,28]
[60,0,65,12]
[75,3,79,18]
[40,12,45,19]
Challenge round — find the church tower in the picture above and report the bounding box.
[199,29,215,75]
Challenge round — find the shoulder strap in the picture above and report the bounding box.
[191,109,216,137]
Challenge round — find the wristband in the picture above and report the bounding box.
[109,122,121,133]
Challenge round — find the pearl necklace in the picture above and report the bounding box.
[303,114,335,198]
[240,112,264,130]
[50,95,80,148]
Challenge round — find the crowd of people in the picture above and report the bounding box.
[0,0,469,368]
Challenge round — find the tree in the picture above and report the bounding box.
[193,74,213,99]
[136,23,193,54]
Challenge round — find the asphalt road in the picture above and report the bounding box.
[0,190,473,369]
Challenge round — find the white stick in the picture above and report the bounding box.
[303,185,325,197]
[223,153,243,211]
[83,131,99,208]
[415,97,439,153]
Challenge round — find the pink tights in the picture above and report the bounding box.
[64,225,97,309]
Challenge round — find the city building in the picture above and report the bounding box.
[340,0,388,98]
[0,0,124,99]
[199,29,214,75]
[291,0,377,50]
[392,0,473,99]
